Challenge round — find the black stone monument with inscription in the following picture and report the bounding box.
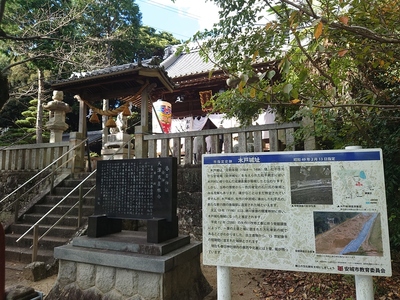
[87,157,178,243]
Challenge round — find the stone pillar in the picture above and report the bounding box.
[43,91,71,143]
[69,132,85,173]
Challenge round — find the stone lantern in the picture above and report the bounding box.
[43,90,71,143]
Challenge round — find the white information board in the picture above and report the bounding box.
[202,149,392,277]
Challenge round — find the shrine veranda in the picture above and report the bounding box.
[202,149,392,277]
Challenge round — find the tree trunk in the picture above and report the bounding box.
[36,69,44,143]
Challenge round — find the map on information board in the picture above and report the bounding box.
[202,149,392,276]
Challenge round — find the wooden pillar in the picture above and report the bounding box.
[302,117,316,150]
[285,128,295,151]
[36,69,44,144]
[141,91,149,128]
[102,99,109,149]
[269,130,279,152]
[135,83,156,158]
[78,95,87,136]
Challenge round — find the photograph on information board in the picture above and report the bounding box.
[314,211,383,256]
[290,166,333,205]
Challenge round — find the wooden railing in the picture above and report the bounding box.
[0,123,309,171]
[144,122,307,164]
[0,138,89,229]
[0,142,71,171]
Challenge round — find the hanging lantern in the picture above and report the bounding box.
[89,112,100,123]
[106,117,117,128]
[122,105,131,116]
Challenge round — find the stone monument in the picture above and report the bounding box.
[88,157,178,243]
[46,157,211,300]
[43,90,71,143]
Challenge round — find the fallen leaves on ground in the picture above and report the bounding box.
[248,268,400,300]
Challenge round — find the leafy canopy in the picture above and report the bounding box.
[189,0,400,131]
[186,0,400,249]
[0,0,180,144]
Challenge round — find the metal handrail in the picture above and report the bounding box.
[16,170,96,242]
[0,138,88,205]
[36,185,96,243]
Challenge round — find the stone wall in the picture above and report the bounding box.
[0,171,39,226]
[176,166,203,241]
[0,171,37,198]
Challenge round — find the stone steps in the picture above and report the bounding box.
[5,246,54,264]
[43,195,95,206]
[31,204,94,215]
[5,173,95,265]
[5,233,69,248]
[7,223,77,236]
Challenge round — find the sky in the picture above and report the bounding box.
[136,0,220,41]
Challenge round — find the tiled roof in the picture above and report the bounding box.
[161,44,218,78]
[69,63,141,80]
[52,43,217,87]
[54,60,159,84]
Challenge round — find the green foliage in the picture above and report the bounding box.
[1,0,173,103]
[0,127,35,146]
[194,0,400,128]
[72,0,142,65]
[137,26,180,62]
[194,0,400,249]
[0,0,180,139]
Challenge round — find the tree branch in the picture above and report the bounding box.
[1,54,76,74]
[0,33,71,42]
[0,0,5,25]
[262,0,284,19]
[280,0,400,44]
[247,97,400,110]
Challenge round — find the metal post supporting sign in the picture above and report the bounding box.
[217,266,231,300]
[345,146,374,300]
[355,275,374,299]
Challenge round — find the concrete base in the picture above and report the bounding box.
[102,133,134,160]
[87,216,179,244]
[46,231,211,300]
[101,148,132,160]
